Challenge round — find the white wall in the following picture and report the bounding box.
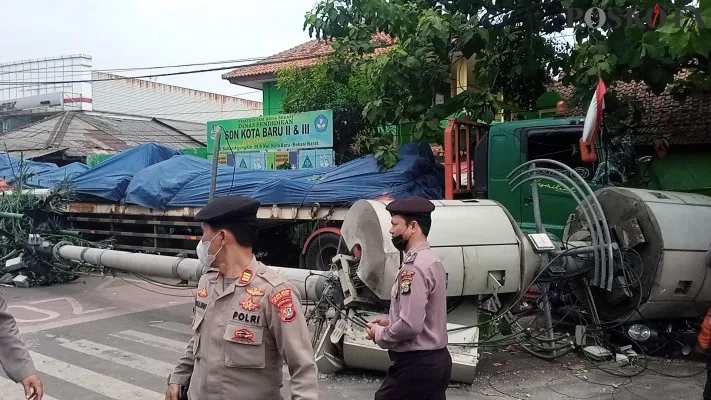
[91,72,262,123]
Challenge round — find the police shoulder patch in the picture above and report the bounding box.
[400,281,411,294]
[280,305,296,322]
[400,269,415,295]
[270,288,297,322]
[400,269,415,280]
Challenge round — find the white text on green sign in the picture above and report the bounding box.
[207,109,333,152]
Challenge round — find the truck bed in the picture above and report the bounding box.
[62,202,350,257]
[65,201,351,220]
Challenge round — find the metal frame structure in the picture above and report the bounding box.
[442,118,488,199]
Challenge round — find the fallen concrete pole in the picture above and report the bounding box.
[54,245,330,301]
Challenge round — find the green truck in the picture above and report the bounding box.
[466,115,711,240]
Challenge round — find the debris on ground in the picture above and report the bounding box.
[0,171,109,287]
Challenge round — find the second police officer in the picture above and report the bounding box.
[366,196,452,400]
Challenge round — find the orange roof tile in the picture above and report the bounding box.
[549,72,711,144]
[223,33,392,81]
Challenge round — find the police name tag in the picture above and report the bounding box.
[231,310,262,326]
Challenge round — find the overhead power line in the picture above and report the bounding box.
[0,52,329,86]
[0,57,275,77]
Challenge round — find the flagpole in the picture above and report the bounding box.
[579,77,606,163]
[602,110,608,185]
[599,74,608,185]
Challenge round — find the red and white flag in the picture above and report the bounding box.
[580,78,607,162]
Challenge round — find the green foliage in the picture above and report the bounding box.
[276,57,399,166]
[0,164,108,285]
[296,0,710,163]
[303,0,571,140]
[562,0,711,125]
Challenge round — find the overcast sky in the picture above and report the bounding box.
[1,0,319,102]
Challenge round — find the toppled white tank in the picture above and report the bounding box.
[340,199,540,300]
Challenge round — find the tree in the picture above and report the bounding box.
[276,58,397,166]
[562,0,711,124]
[303,0,571,141]
[302,0,711,135]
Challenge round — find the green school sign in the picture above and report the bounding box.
[207,109,333,153]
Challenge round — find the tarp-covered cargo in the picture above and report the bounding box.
[12,142,445,209]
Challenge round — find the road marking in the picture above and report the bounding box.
[30,297,116,315]
[109,330,188,353]
[6,305,61,323]
[150,321,193,335]
[18,298,194,334]
[0,375,59,400]
[58,339,176,378]
[28,351,162,400]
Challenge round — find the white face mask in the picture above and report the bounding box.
[196,233,222,268]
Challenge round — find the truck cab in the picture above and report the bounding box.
[448,116,600,240]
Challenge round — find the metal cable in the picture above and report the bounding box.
[509,167,606,285]
[531,160,614,289]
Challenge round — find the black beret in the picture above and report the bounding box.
[385,196,435,217]
[195,195,261,223]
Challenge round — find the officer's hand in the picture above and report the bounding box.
[371,317,389,327]
[165,383,180,400]
[21,374,43,400]
[365,323,377,341]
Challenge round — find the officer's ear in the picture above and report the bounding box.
[215,229,229,243]
[409,220,419,233]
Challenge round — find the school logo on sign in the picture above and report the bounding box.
[302,156,313,169]
[315,114,328,133]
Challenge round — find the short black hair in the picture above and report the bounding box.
[402,215,432,236]
[207,218,259,248]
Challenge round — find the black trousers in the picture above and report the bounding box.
[705,369,711,400]
[374,348,452,400]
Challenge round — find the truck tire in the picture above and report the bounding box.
[304,232,349,271]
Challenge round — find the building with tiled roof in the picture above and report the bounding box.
[223,33,392,115]
[548,74,711,145]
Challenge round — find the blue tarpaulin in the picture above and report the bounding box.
[70,143,181,201]
[124,141,443,209]
[0,153,58,184]
[26,162,90,189]
[22,142,445,208]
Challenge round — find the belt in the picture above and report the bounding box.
[387,347,448,361]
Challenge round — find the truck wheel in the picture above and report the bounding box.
[304,232,349,271]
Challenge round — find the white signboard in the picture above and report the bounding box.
[0,92,64,112]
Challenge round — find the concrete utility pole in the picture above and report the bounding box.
[209,125,223,201]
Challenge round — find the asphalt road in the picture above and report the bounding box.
[0,275,708,400]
